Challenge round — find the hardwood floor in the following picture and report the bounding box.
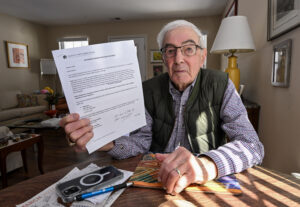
[0,128,104,189]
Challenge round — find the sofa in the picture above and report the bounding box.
[0,90,50,175]
[0,90,49,128]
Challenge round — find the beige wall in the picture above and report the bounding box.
[0,13,48,93]
[0,14,221,93]
[46,16,222,80]
[236,0,300,174]
[0,13,221,95]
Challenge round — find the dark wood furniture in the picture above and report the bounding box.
[0,134,44,188]
[244,99,260,132]
[55,97,69,115]
[0,153,299,207]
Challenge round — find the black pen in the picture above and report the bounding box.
[74,182,133,201]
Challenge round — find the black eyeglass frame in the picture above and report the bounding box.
[160,44,203,58]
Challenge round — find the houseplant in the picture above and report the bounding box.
[41,86,60,110]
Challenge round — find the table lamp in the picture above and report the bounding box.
[211,16,255,91]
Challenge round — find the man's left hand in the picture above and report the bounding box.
[155,147,218,194]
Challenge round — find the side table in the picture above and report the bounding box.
[0,134,44,188]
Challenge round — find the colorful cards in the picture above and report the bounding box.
[129,154,242,195]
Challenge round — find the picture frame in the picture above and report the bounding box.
[5,41,30,68]
[153,65,163,77]
[225,0,238,17]
[267,0,300,41]
[271,39,292,87]
[150,50,163,63]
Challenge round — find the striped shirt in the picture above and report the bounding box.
[108,77,264,177]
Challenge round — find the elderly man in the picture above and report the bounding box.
[60,20,264,195]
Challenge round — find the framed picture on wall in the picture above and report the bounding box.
[150,50,163,63]
[271,39,292,87]
[5,41,30,68]
[267,0,300,40]
[225,0,238,17]
[153,65,163,77]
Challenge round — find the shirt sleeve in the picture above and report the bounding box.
[203,79,264,177]
[107,109,153,159]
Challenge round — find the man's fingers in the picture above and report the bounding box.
[157,147,209,194]
[159,154,178,185]
[69,125,93,142]
[174,174,189,193]
[158,147,185,187]
[156,153,170,182]
[64,118,90,136]
[72,131,94,151]
[164,165,185,194]
[158,147,186,183]
[60,113,95,153]
[160,161,177,188]
[155,153,168,162]
[59,113,79,127]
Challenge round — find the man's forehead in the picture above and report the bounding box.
[165,40,196,48]
[163,27,199,46]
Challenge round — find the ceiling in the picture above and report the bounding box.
[0,0,228,26]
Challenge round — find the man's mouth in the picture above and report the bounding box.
[173,66,188,72]
[174,70,186,73]
[173,68,187,73]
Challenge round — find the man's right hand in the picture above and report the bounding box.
[59,113,114,152]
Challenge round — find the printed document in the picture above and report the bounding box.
[52,40,146,153]
[17,163,133,207]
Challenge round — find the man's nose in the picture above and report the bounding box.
[175,48,184,64]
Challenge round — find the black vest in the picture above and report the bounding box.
[143,69,228,153]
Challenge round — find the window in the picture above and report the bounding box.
[58,37,89,49]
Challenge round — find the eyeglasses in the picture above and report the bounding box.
[160,44,203,58]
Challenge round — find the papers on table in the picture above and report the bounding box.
[52,41,146,153]
[16,163,133,207]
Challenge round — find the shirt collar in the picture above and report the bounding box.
[169,74,198,96]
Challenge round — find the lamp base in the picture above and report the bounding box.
[226,55,240,91]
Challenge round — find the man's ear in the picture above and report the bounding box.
[201,48,207,60]
[200,48,207,65]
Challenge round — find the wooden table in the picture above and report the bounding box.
[0,134,44,188]
[0,153,299,207]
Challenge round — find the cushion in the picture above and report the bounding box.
[0,90,21,109]
[17,94,39,107]
[17,94,32,107]
[30,95,39,106]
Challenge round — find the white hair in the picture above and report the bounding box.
[157,20,205,50]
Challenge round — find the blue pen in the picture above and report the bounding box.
[74,182,133,201]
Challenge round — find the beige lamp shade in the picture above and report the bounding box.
[210,16,255,54]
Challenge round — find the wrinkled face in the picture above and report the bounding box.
[162,27,207,91]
